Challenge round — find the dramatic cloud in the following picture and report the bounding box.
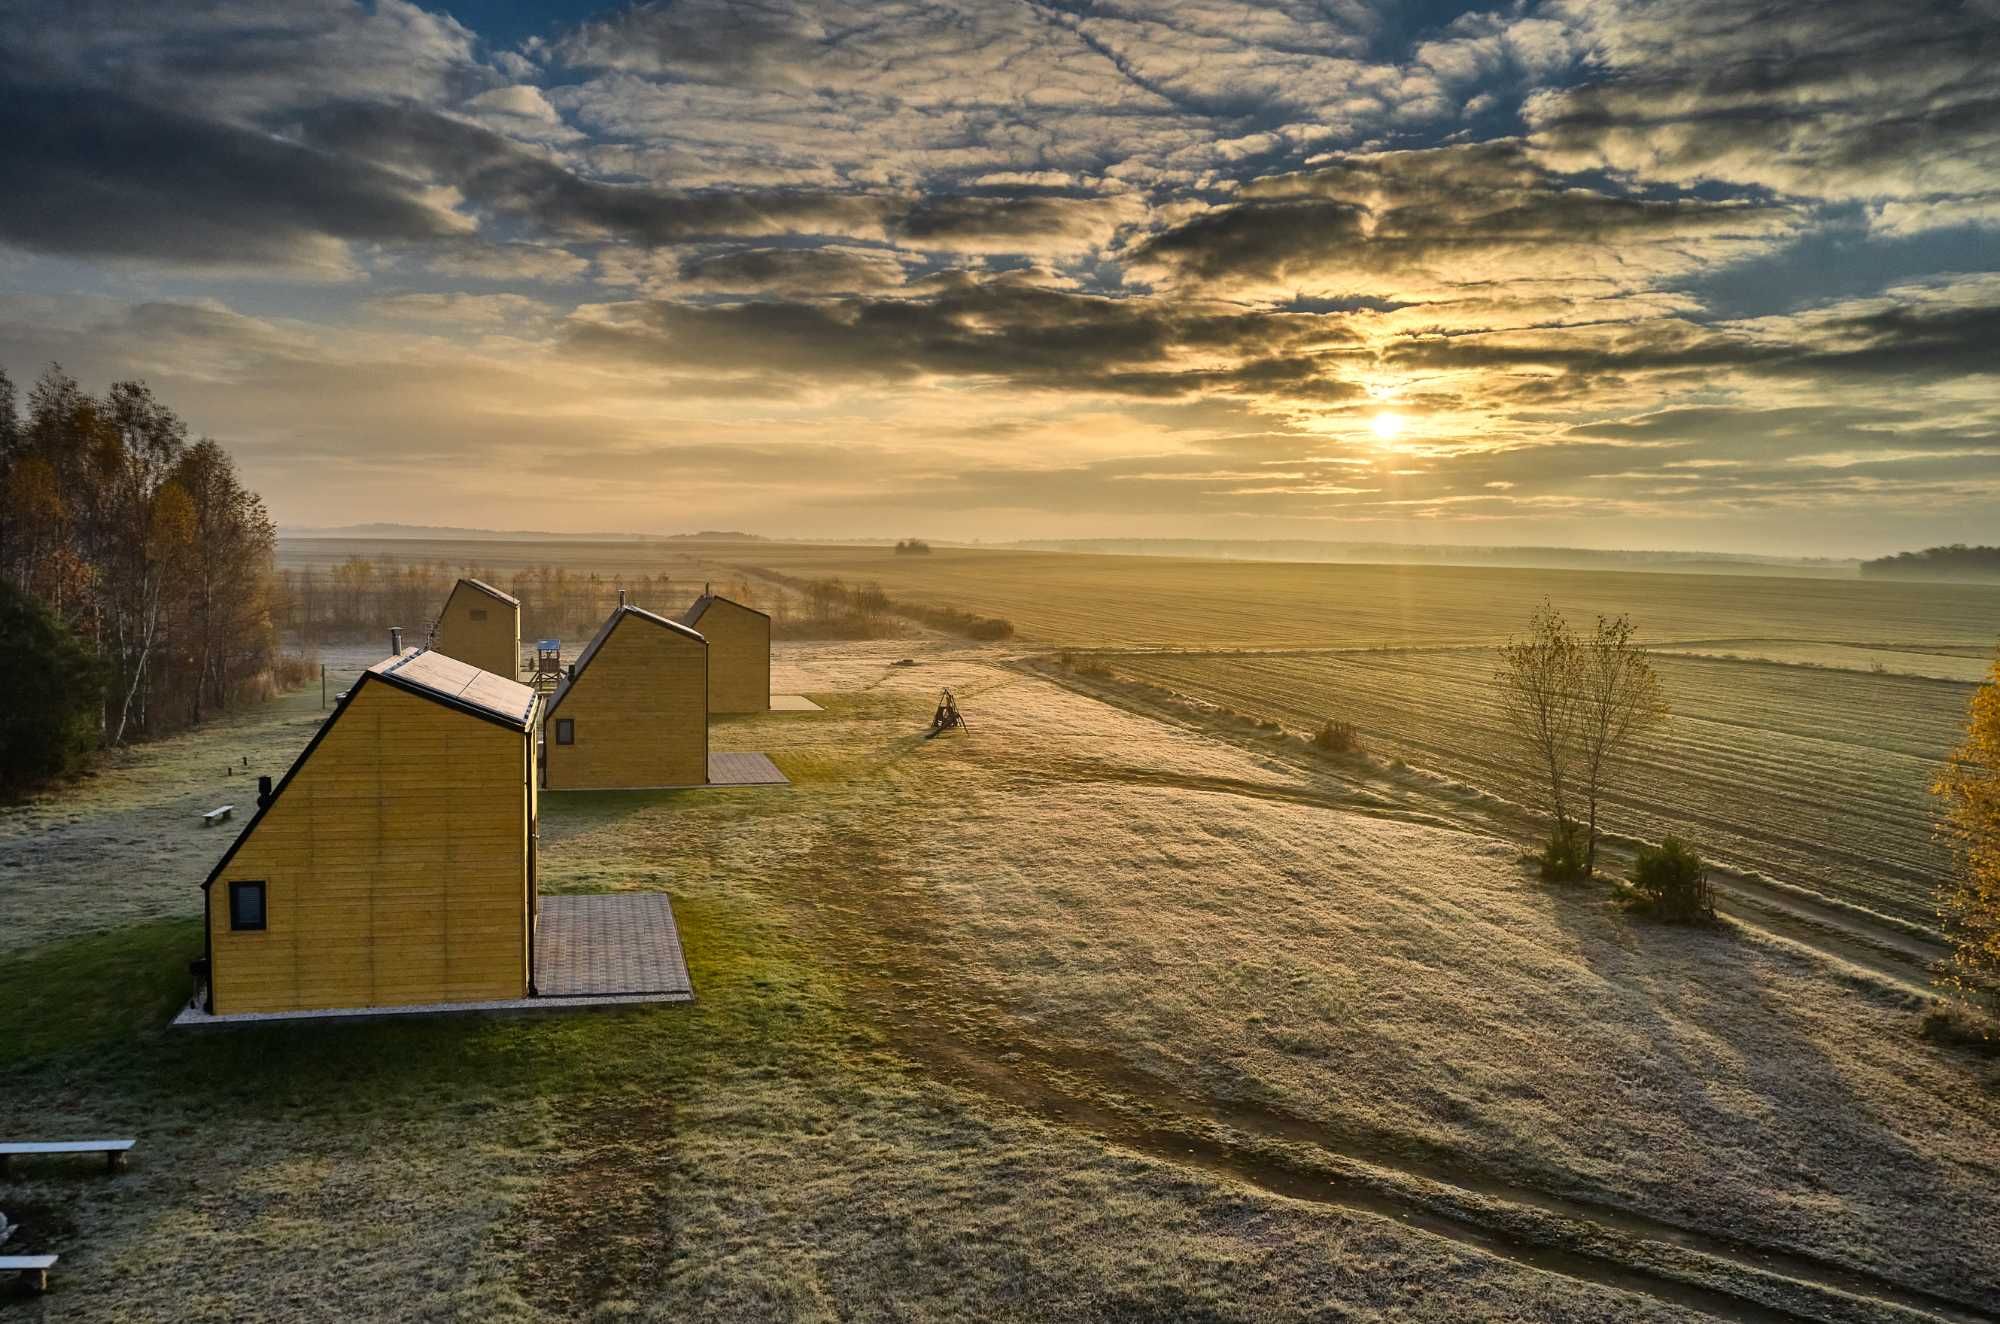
[0,84,468,272]
[0,0,1993,550]
[1526,0,2000,235]
[1131,142,1798,297]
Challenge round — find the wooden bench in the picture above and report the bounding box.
[0,1140,135,1175]
[202,805,235,827]
[0,1255,57,1295]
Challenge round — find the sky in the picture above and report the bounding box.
[1,0,1996,555]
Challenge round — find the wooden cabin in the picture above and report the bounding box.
[543,605,708,789]
[682,591,770,715]
[431,578,521,677]
[200,649,540,1015]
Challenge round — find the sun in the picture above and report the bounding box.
[1370,410,1404,440]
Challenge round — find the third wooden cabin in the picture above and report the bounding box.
[682,590,770,714]
[431,578,522,678]
[543,604,709,789]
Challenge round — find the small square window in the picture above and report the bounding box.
[469,608,489,622]
[555,718,575,745]
[229,881,267,932]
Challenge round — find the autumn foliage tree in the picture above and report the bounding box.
[1934,657,2000,1016]
[0,364,278,785]
[1497,603,1666,879]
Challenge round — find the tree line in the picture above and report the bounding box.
[277,560,698,645]
[1860,545,2000,580]
[0,365,278,793]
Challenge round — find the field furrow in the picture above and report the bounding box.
[1099,649,1971,924]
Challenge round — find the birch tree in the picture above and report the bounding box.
[1497,603,1586,876]
[1497,604,1666,878]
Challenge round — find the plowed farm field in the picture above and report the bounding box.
[1099,647,1976,925]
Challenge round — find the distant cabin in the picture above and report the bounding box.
[431,578,521,677]
[682,591,770,715]
[543,605,708,789]
[201,650,541,1015]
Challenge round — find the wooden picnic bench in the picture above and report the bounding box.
[202,805,235,827]
[0,1255,57,1294]
[0,1140,135,1176]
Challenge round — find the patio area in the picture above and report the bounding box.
[172,893,693,1026]
[536,893,693,998]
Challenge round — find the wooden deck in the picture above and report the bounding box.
[172,894,694,1026]
[769,694,823,712]
[535,894,693,998]
[707,751,789,785]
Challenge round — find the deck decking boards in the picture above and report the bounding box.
[707,751,790,785]
[172,893,693,1025]
[536,894,693,997]
[768,694,823,712]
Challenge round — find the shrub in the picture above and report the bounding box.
[1311,719,1360,754]
[894,538,932,555]
[0,580,106,797]
[1918,1002,2000,1057]
[1058,651,1112,679]
[1538,824,1591,882]
[1628,836,1714,921]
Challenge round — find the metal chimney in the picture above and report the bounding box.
[618,587,627,608]
[257,775,273,808]
[390,626,403,653]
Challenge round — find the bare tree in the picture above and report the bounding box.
[1573,614,1666,874]
[1497,602,1585,873]
[1498,604,1667,878]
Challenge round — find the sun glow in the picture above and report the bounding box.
[1370,410,1404,440]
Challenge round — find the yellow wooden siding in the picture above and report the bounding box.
[208,679,531,1014]
[697,600,770,714]
[432,583,521,677]
[543,615,707,789]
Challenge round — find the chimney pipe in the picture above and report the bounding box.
[390,626,403,654]
[618,587,627,608]
[257,775,273,808]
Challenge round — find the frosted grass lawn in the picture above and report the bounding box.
[4,639,1996,1321]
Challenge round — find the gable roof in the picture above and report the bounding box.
[453,577,521,609]
[201,648,533,892]
[547,605,705,717]
[682,592,769,627]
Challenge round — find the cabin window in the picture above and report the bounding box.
[470,608,489,622]
[229,880,267,932]
[555,718,575,745]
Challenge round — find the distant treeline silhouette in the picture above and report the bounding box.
[753,568,1014,640]
[1860,545,2000,580]
[0,365,280,778]
[275,559,729,645]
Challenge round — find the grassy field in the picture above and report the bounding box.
[4,639,1999,1322]
[280,536,2000,651]
[7,539,1998,1320]
[277,535,1995,929]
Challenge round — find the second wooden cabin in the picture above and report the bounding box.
[682,589,770,714]
[431,577,522,678]
[543,602,709,789]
